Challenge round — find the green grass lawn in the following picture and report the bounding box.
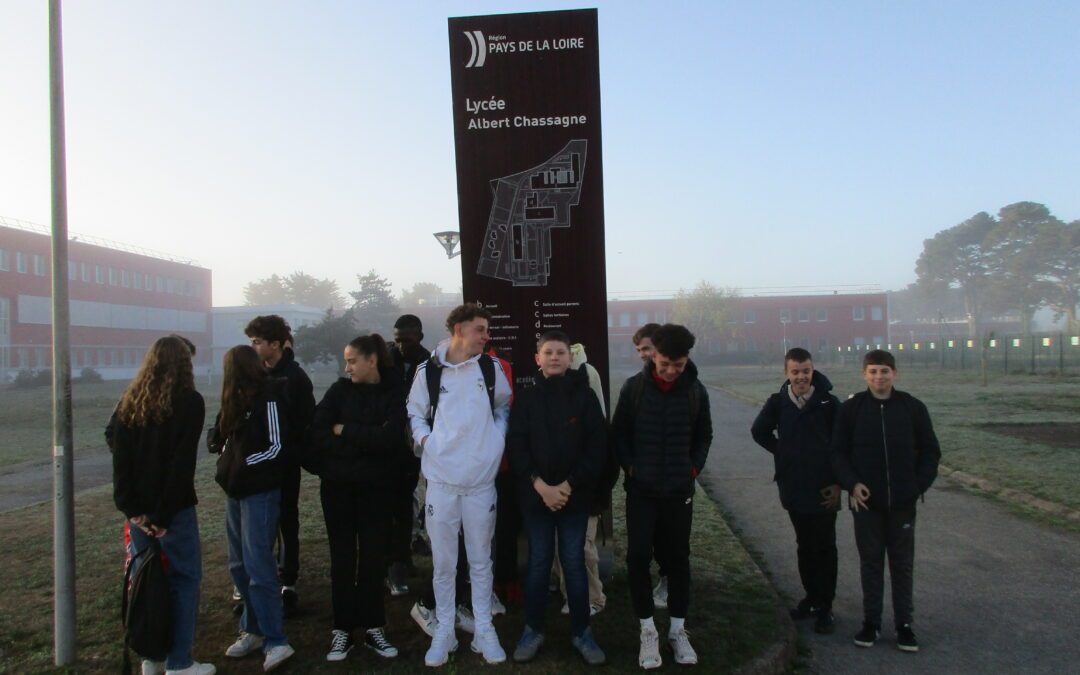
[701,364,1080,519]
[0,458,779,674]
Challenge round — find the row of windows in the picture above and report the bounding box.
[747,306,884,324]
[0,248,204,298]
[9,346,148,370]
[607,310,668,328]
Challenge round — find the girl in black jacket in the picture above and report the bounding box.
[207,345,294,671]
[108,335,213,675]
[310,334,405,661]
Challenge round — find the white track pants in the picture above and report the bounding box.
[426,482,498,635]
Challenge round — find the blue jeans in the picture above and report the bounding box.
[524,509,590,637]
[127,506,202,670]
[225,489,287,648]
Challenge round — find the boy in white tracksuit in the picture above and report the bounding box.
[407,304,512,667]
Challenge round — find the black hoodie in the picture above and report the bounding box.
[508,366,607,516]
[268,347,315,467]
[208,380,289,499]
[612,360,713,499]
[750,370,840,513]
[309,366,407,487]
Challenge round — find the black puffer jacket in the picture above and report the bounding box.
[750,371,840,513]
[508,367,607,516]
[208,381,289,499]
[309,367,407,487]
[831,389,941,512]
[612,360,713,499]
[108,388,205,528]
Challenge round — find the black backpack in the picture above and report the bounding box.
[121,538,172,672]
[424,353,497,425]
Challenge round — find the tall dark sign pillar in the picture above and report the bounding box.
[448,9,609,399]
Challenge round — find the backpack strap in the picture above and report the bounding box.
[425,354,497,426]
[478,354,496,413]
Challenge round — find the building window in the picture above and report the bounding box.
[0,249,10,271]
[95,265,105,284]
[145,273,152,291]
[99,348,108,366]
[779,309,790,323]
[133,271,142,290]
[637,311,648,326]
[80,263,89,282]
[33,255,46,276]
[853,336,866,346]
[799,338,811,349]
[817,308,828,322]
[745,338,756,352]
[17,348,29,368]
[619,312,630,327]
[166,278,176,294]
[0,298,9,339]
[744,309,756,324]
[853,306,865,321]
[16,252,27,273]
[83,349,92,365]
[818,338,829,352]
[654,310,667,323]
[108,267,118,286]
[155,276,164,292]
[68,261,77,280]
[798,309,809,322]
[872,336,884,347]
[871,306,883,321]
[121,270,130,288]
[35,347,48,368]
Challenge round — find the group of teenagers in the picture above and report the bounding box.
[109,301,940,675]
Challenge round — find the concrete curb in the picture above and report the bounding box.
[734,603,798,675]
[940,464,1080,523]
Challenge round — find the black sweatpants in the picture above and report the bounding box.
[788,511,838,611]
[388,456,421,566]
[277,461,301,586]
[321,480,391,630]
[494,469,522,586]
[626,491,693,619]
[853,509,916,627]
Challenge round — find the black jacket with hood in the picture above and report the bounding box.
[508,367,607,516]
[268,347,315,467]
[108,387,205,529]
[612,360,713,499]
[750,371,840,513]
[309,366,407,488]
[830,389,941,512]
[208,380,289,499]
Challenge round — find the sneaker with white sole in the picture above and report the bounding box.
[262,644,295,672]
[456,604,476,634]
[142,660,165,675]
[326,629,353,662]
[165,663,216,675]
[572,627,606,666]
[225,632,264,658]
[471,628,507,664]
[668,627,698,665]
[652,577,668,610]
[364,627,399,658]
[425,631,459,667]
[639,624,662,670]
[513,626,545,663]
[411,601,438,637]
[490,592,507,616]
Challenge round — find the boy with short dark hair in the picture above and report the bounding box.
[509,331,607,666]
[613,323,712,669]
[244,314,316,614]
[831,349,941,653]
[751,347,841,634]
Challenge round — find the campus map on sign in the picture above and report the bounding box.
[476,139,587,287]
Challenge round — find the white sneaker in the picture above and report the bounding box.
[455,604,476,634]
[652,576,669,609]
[262,644,295,672]
[425,631,459,667]
[490,592,507,616]
[141,660,165,675]
[639,624,662,670]
[411,601,438,637]
[225,632,264,658]
[471,628,507,664]
[165,663,216,675]
[669,627,698,665]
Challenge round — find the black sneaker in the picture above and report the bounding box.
[814,609,835,635]
[326,629,353,662]
[896,624,919,653]
[853,622,880,648]
[789,598,816,621]
[365,627,399,658]
[281,586,299,616]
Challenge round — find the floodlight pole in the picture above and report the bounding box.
[49,0,77,665]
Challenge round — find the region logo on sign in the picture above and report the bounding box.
[464,30,487,68]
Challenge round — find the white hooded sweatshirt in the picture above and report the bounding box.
[407,339,512,494]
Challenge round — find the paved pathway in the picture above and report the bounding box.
[698,385,1080,674]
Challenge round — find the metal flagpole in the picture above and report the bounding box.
[49,0,77,665]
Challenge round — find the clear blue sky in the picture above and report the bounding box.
[2,1,1077,305]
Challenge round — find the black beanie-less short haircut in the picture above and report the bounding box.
[863,349,897,370]
[651,323,696,359]
[244,315,292,346]
[394,314,423,332]
[633,323,661,346]
[784,347,812,365]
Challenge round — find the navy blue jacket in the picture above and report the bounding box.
[831,389,941,512]
[751,371,840,514]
